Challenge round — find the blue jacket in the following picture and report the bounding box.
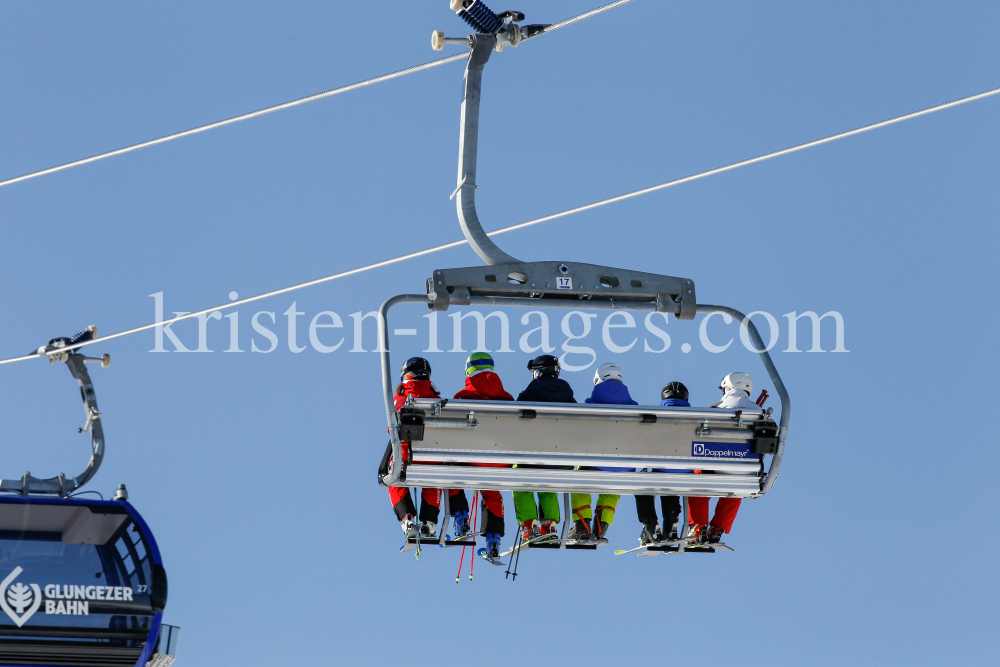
[660,398,690,407]
[585,381,637,406]
[517,376,576,403]
[586,381,636,472]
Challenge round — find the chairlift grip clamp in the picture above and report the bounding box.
[78,407,102,434]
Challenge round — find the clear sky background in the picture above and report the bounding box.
[2,2,998,665]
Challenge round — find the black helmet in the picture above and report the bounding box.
[527,354,561,379]
[400,357,431,383]
[660,381,689,402]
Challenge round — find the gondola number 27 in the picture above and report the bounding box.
[556,277,572,290]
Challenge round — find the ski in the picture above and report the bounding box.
[443,529,477,547]
[441,538,477,548]
[499,532,560,557]
[546,539,598,550]
[400,537,424,559]
[401,536,474,551]
[477,547,507,566]
[614,536,692,556]
[664,541,734,554]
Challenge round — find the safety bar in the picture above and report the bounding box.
[401,465,761,497]
[378,294,789,497]
[702,305,790,493]
[411,450,759,473]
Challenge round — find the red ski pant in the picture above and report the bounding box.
[388,486,463,514]
[467,463,505,518]
[688,497,741,534]
[388,444,504,530]
[420,488,503,515]
[420,464,506,536]
[420,463,505,519]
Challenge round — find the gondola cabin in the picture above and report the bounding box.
[0,496,175,667]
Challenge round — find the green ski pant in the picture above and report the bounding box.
[572,494,620,524]
[513,492,561,523]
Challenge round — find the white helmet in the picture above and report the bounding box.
[720,372,752,396]
[594,363,623,385]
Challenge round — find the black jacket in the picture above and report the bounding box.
[517,377,576,403]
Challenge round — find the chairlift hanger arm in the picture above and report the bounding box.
[453,33,521,265]
[444,1,638,266]
[0,328,109,497]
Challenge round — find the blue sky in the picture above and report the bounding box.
[2,1,998,664]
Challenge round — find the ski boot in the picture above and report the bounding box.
[666,523,679,541]
[539,519,559,536]
[484,533,502,560]
[400,514,417,538]
[705,525,725,545]
[591,516,610,545]
[687,524,704,545]
[520,519,540,542]
[639,522,657,546]
[451,511,471,539]
[419,520,437,540]
[566,519,591,542]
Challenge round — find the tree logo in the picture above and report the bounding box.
[1,567,43,627]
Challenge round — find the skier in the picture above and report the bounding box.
[387,357,472,539]
[569,363,637,544]
[451,352,513,560]
[513,355,576,542]
[689,372,758,544]
[634,381,689,545]
[711,371,760,411]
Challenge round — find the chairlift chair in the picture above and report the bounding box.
[377,2,791,549]
[0,329,178,666]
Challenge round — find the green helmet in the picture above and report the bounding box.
[465,352,495,376]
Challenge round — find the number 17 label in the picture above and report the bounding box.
[556,277,572,290]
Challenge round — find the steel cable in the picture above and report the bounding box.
[537,0,635,35]
[0,53,469,190]
[0,1,636,190]
[0,91,996,366]
[483,84,1000,239]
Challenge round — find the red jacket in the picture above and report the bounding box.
[392,379,440,463]
[453,372,514,401]
[393,379,440,411]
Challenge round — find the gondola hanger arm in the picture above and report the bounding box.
[0,327,109,497]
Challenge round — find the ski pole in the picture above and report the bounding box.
[457,490,478,582]
[456,543,466,584]
[505,529,521,579]
[414,487,422,561]
[469,490,479,581]
[510,529,522,582]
